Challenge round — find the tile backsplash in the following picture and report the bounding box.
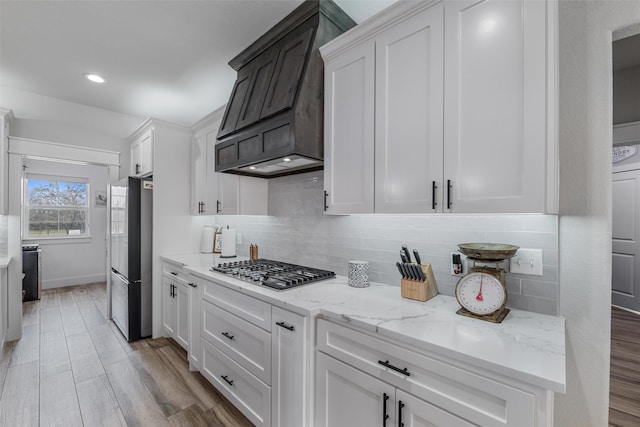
[0,215,7,257]
[221,172,558,315]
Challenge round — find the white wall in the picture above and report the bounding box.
[0,215,7,257]
[614,64,640,124]
[1,86,143,179]
[23,159,108,288]
[556,1,640,426]
[219,172,559,315]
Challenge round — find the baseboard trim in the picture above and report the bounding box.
[42,273,106,289]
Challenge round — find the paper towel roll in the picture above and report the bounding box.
[221,228,237,258]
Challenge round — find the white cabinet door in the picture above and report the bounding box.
[443,0,547,213]
[315,352,396,427]
[192,124,221,215]
[0,268,7,346]
[239,176,268,215]
[175,281,189,350]
[218,173,239,215]
[323,41,375,214]
[396,390,473,427]
[162,276,177,337]
[131,129,153,177]
[374,4,444,213]
[272,307,307,427]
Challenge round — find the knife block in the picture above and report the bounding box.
[401,263,439,302]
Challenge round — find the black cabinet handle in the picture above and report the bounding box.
[170,271,177,276]
[276,321,295,331]
[221,375,234,386]
[432,181,437,210]
[135,163,141,174]
[221,331,234,340]
[383,393,390,427]
[188,282,197,288]
[378,360,410,377]
[216,200,221,214]
[447,179,452,209]
[169,284,174,298]
[323,190,329,211]
[398,400,405,427]
[198,201,205,214]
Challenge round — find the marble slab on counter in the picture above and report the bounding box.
[0,257,11,269]
[163,253,566,393]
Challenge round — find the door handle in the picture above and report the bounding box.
[216,200,221,213]
[447,179,452,209]
[398,400,405,427]
[382,393,390,427]
[323,190,329,211]
[432,181,437,210]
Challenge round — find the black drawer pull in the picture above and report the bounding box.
[276,321,294,331]
[378,360,410,377]
[221,375,234,386]
[188,282,197,288]
[221,331,234,340]
[170,272,178,276]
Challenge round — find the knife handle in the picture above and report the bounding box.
[402,245,412,264]
[396,262,404,278]
[400,250,408,263]
[413,249,421,265]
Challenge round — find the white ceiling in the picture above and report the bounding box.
[0,0,396,127]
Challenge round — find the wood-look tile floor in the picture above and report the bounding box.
[609,306,640,427]
[0,282,254,427]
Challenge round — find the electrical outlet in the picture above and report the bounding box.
[509,248,543,276]
[451,252,467,277]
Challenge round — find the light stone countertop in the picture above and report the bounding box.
[0,257,11,269]
[162,253,566,394]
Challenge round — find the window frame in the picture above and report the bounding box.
[23,174,91,240]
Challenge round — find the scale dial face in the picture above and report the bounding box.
[455,272,506,316]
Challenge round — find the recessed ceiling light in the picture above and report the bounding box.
[84,73,106,84]
[282,157,291,162]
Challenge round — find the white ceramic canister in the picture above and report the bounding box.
[200,225,215,253]
[348,260,370,288]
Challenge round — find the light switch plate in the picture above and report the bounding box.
[509,249,543,276]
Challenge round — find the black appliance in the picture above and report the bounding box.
[110,177,152,342]
[22,244,41,301]
[211,259,335,290]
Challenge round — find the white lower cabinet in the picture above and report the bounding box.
[271,306,307,427]
[315,319,551,427]
[201,337,271,426]
[316,352,471,427]
[161,262,191,351]
[198,278,308,427]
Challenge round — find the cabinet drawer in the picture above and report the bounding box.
[202,279,271,330]
[161,262,190,283]
[201,338,270,427]
[317,319,536,427]
[201,299,271,384]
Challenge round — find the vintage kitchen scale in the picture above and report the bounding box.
[455,243,519,323]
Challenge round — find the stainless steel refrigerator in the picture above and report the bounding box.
[110,177,152,342]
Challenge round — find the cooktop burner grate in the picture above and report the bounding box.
[211,259,335,290]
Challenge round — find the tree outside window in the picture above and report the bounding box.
[25,177,90,238]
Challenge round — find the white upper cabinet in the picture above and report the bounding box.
[323,41,375,214]
[443,0,549,213]
[130,129,153,177]
[192,107,268,216]
[320,0,557,214]
[374,5,444,213]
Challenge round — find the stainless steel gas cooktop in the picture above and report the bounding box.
[211,259,335,290]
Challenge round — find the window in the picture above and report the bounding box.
[25,175,90,238]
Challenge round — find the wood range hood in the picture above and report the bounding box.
[215,0,355,178]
